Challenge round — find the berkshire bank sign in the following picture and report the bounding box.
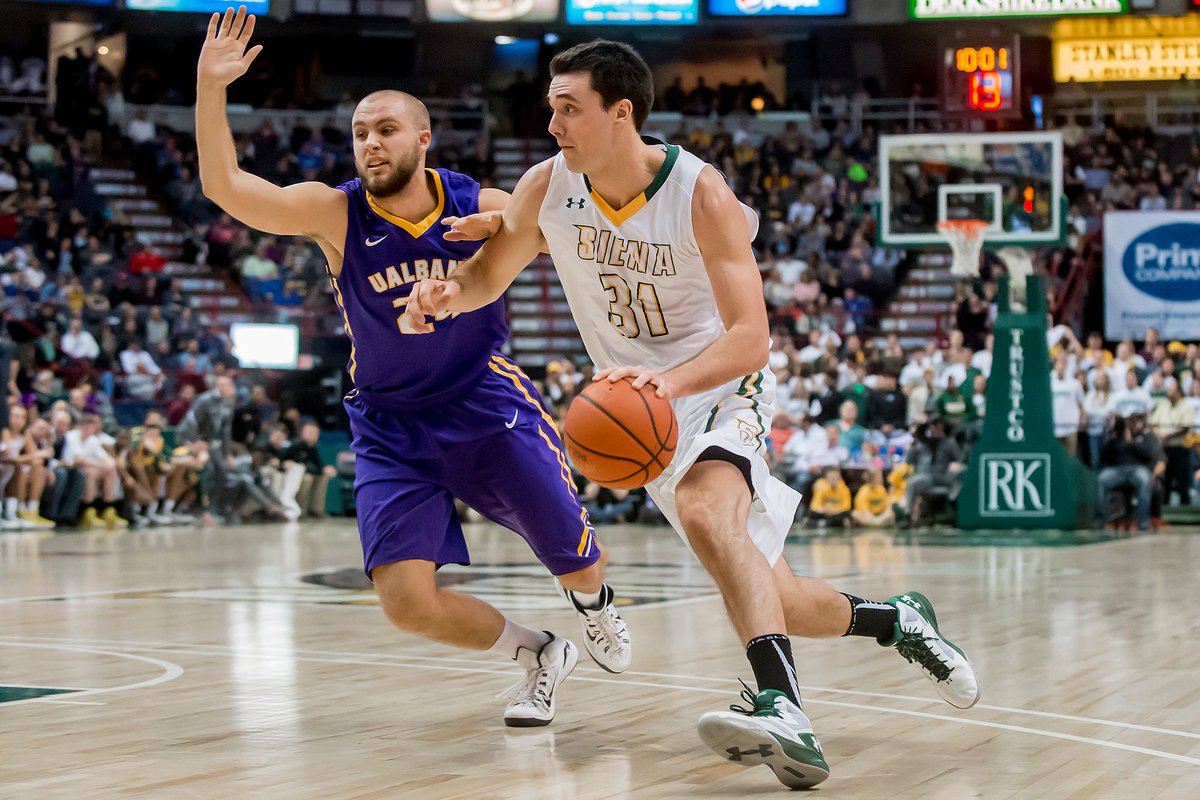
[911,0,1126,19]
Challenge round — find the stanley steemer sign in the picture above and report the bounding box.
[1055,37,1200,82]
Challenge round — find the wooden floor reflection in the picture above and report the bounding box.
[2,520,1199,799]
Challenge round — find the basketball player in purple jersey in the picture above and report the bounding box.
[195,7,630,727]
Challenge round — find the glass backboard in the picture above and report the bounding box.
[878,131,1064,248]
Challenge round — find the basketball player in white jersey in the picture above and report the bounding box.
[407,40,978,789]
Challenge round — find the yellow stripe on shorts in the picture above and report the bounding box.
[487,357,593,557]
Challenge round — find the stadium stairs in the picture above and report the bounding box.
[91,166,252,326]
[876,251,957,349]
[494,137,586,369]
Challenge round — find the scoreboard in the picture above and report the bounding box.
[941,34,1021,118]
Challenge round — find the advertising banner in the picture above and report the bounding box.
[425,0,557,21]
[1104,211,1200,341]
[565,0,697,24]
[709,0,845,17]
[911,0,1125,20]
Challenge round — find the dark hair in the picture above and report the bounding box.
[549,40,654,131]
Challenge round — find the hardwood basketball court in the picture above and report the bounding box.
[2,521,1199,798]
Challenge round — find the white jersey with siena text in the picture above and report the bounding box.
[538,143,739,374]
[538,143,799,566]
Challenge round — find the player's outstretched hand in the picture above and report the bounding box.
[593,365,673,399]
[198,6,264,89]
[404,279,459,334]
[442,211,503,242]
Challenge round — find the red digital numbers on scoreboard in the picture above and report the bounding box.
[941,36,1020,118]
[969,71,1003,111]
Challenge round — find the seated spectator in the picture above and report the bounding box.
[842,287,872,332]
[43,410,84,526]
[786,422,847,499]
[1097,412,1164,531]
[278,419,335,519]
[160,440,206,523]
[1083,370,1114,470]
[144,305,170,350]
[61,412,127,530]
[1149,380,1193,506]
[257,423,292,504]
[872,373,911,449]
[60,317,100,362]
[852,468,893,528]
[1051,353,1085,456]
[904,418,966,526]
[1109,368,1154,419]
[239,240,280,299]
[2,403,54,528]
[808,465,851,528]
[224,443,290,523]
[118,423,175,526]
[835,399,867,454]
[174,338,213,374]
[934,377,975,432]
[888,461,912,517]
[31,369,60,413]
[119,339,163,400]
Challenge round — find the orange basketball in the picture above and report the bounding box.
[563,377,678,489]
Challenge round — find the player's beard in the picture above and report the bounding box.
[358,142,422,198]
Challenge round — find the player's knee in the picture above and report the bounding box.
[676,483,739,539]
[374,571,438,633]
[557,558,603,593]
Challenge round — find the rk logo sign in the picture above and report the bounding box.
[979,454,1053,517]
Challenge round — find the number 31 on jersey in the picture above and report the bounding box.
[599,273,668,339]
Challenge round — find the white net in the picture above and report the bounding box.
[937,219,989,278]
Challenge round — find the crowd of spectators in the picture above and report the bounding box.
[0,73,347,529]
[532,89,1200,531]
[7,56,1200,533]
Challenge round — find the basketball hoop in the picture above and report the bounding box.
[937,219,989,279]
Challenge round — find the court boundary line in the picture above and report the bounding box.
[2,634,1198,761]
[0,642,184,708]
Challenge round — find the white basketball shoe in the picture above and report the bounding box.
[884,591,980,709]
[698,683,830,790]
[553,579,632,674]
[498,634,578,728]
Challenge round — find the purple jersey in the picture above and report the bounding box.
[332,169,508,407]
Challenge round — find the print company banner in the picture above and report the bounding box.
[1105,211,1200,340]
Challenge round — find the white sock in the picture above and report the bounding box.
[569,585,606,611]
[24,501,37,512]
[132,504,143,516]
[5,497,17,519]
[147,501,159,517]
[488,619,552,670]
[162,499,175,514]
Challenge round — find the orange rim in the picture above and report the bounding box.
[937,219,990,236]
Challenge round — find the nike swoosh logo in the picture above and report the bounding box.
[505,410,519,429]
[365,235,387,247]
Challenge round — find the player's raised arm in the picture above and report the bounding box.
[662,166,770,396]
[406,161,550,327]
[195,7,344,245]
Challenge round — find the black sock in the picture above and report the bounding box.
[745,634,801,707]
[842,594,899,644]
[94,499,108,514]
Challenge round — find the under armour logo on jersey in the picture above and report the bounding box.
[566,197,586,209]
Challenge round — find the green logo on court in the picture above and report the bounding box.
[0,686,79,703]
